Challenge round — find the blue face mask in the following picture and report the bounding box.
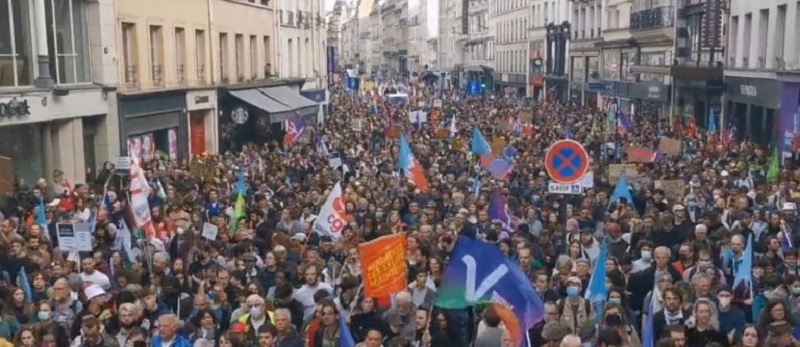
[37,311,50,321]
[567,286,579,297]
[608,298,622,305]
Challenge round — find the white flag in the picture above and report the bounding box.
[313,182,349,240]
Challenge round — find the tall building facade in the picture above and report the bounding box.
[492,0,528,96]
[0,0,118,184]
[725,0,800,149]
[438,0,462,87]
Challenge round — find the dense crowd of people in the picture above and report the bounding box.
[0,82,795,347]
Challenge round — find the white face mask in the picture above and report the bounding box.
[718,297,732,308]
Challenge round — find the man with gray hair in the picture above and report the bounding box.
[153,314,192,347]
[559,334,581,347]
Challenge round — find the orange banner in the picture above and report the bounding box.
[359,234,408,297]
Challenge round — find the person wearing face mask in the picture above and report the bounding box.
[631,242,655,274]
[601,303,641,347]
[716,285,746,343]
[557,277,594,334]
[237,294,274,342]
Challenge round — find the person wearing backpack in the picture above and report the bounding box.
[557,276,595,334]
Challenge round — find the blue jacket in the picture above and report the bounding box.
[151,334,193,347]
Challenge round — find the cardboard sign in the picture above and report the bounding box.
[655,180,685,202]
[491,137,507,156]
[202,222,219,240]
[0,156,13,195]
[433,99,443,108]
[608,164,640,183]
[658,137,682,156]
[626,147,657,163]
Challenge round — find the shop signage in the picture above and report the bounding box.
[647,86,661,99]
[231,107,249,124]
[740,84,757,98]
[0,97,31,117]
[195,95,210,104]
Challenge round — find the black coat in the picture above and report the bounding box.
[627,264,681,312]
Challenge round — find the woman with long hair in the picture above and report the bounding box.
[685,298,728,347]
[757,299,795,339]
[5,287,34,325]
[740,325,761,347]
[13,326,37,347]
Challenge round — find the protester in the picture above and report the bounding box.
[0,81,794,347]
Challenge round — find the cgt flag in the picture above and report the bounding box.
[437,237,543,346]
[359,234,408,298]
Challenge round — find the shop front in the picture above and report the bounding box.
[300,88,328,123]
[0,88,111,185]
[218,80,319,152]
[186,89,219,156]
[723,76,780,145]
[118,91,188,162]
[777,78,800,157]
[493,72,527,98]
[629,82,670,119]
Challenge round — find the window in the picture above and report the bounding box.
[304,38,310,77]
[743,13,752,67]
[219,33,228,81]
[149,25,163,85]
[260,0,269,5]
[174,27,186,83]
[249,35,257,79]
[775,5,786,68]
[195,29,206,83]
[263,35,271,77]
[730,16,738,66]
[287,38,293,77]
[235,34,244,81]
[0,0,34,87]
[758,10,768,67]
[602,49,620,79]
[121,22,138,87]
[45,0,90,84]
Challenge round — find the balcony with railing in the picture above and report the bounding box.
[630,6,674,32]
[197,65,206,84]
[152,65,164,87]
[124,65,138,88]
[176,64,186,84]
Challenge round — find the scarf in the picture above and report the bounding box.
[664,309,684,325]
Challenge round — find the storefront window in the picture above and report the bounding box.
[0,123,43,184]
[0,0,34,87]
[571,56,585,82]
[45,0,91,84]
[587,56,599,80]
[602,50,620,80]
[640,51,666,65]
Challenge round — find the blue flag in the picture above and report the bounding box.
[642,299,655,347]
[610,172,634,204]
[19,267,33,301]
[36,197,47,230]
[585,239,608,323]
[733,233,753,292]
[437,237,543,345]
[471,128,492,156]
[339,314,355,347]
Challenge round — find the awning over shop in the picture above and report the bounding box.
[259,86,319,120]
[228,89,296,122]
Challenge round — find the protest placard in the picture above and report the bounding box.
[359,234,408,297]
[608,164,640,183]
[655,180,685,202]
[658,137,682,156]
[202,222,219,240]
[57,223,76,251]
[626,147,657,163]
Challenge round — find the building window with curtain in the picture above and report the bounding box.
[0,0,34,87]
[45,0,90,84]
